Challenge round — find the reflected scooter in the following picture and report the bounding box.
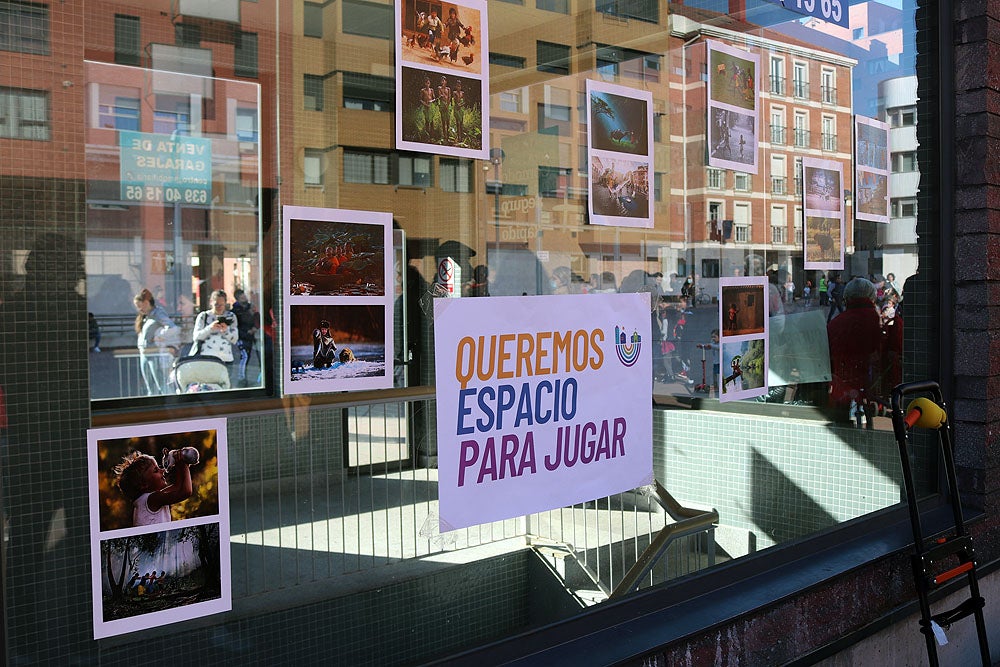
[694,343,712,394]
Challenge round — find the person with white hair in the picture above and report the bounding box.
[826,277,902,411]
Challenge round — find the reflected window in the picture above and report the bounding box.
[114,14,140,66]
[304,148,325,186]
[537,41,570,75]
[537,0,569,13]
[97,94,139,131]
[304,74,324,111]
[0,0,49,55]
[397,154,432,187]
[304,2,323,38]
[490,53,526,69]
[440,158,472,192]
[343,0,393,39]
[235,108,258,143]
[892,151,918,172]
[153,95,191,135]
[0,87,50,140]
[597,0,658,23]
[344,149,390,184]
[235,31,258,78]
[343,72,394,111]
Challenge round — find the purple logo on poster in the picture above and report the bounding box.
[614,326,641,367]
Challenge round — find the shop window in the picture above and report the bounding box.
[304,74,324,111]
[440,158,472,193]
[0,87,49,140]
[343,0,393,40]
[537,40,570,75]
[304,2,323,38]
[235,31,258,78]
[114,14,140,66]
[0,0,49,55]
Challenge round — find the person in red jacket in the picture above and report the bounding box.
[826,277,902,410]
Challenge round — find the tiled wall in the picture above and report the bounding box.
[654,410,936,551]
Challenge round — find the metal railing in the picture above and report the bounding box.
[225,396,721,605]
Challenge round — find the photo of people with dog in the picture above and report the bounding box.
[288,303,388,385]
[398,1,483,75]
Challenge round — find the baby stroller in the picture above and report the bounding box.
[171,355,231,393]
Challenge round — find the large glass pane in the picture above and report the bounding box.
[85,62,264,399]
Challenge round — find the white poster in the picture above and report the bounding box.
[434,294,654,531]
[87,418,231,639]
[395,0,489,160]
[282,206,395,394]
[802,157,846,270]
[718,277,769,402]
[855,115,891,224]
[707,40,760,174]
[587,79,654,228]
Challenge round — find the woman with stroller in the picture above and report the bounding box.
[133,288,180,396]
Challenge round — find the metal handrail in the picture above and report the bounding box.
[609,480,719,598]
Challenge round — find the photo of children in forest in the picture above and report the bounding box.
[399,66,482,151]
[99,523,224,625]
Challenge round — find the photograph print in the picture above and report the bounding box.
[804,215,845,269]
[708,107,756,169]
[398,0,484,76]
[589,155,651,227]
[709,40,758,112]
[589,88,650,156]
[87,418,231,639]
[98,523,225,632]
[855,171,889,223]
[855,115,889,172]
[399,66,483,153]
[804,164,843,212]
[283,206,395,395]
[91,423,223,533]
[720,338,767,402]
[719,279,766,338]
[855,115,890,223]
[287,303,389,391]
[395,0,489,160]
[288,217,387,297]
